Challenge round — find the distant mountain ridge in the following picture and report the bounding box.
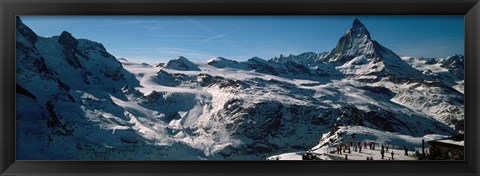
[270,52,329,66]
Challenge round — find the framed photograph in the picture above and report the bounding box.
[1,0,479,175]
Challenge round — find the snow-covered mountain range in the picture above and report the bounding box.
[16,17,464,160]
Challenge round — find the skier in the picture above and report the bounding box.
[359,146,362,153]
[404,146,408,156]
[391,151,394,160]
[381,149,385,159]
[422,139,425,157]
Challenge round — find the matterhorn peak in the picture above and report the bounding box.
[323,18,374,64]
[348,18,371,40]
[320,18,428,81]
[352,18,363,26]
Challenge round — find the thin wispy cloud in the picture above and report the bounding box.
[111,47,216,64]
[185,17,240,42]
[143,25,167,32]
[155,47,216,60]
[158,34,206,38]
[185,17,217,34]
[95,20,160,27]
[154,34,207,42]
[201,29,236,43]
[93,20,170,32]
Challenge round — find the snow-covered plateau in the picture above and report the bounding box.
[16,17,464,160]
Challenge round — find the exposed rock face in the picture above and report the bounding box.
[270,52,328,66]
[441,54,464,79]
[16,16,38,43]
[58,31,83,69]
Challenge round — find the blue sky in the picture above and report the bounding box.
[20,16,464,64]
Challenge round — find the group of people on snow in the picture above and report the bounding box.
[334,141,413,160]
[336,141,378,155]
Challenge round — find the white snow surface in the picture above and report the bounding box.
[436,139,464,146]
[16,17,464,160]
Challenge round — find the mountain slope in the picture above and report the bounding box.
[165,56,201,71]
[16,17,200,160]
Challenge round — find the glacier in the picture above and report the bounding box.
[16,17,464,160]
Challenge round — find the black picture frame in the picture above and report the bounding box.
[1,0,479,175]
